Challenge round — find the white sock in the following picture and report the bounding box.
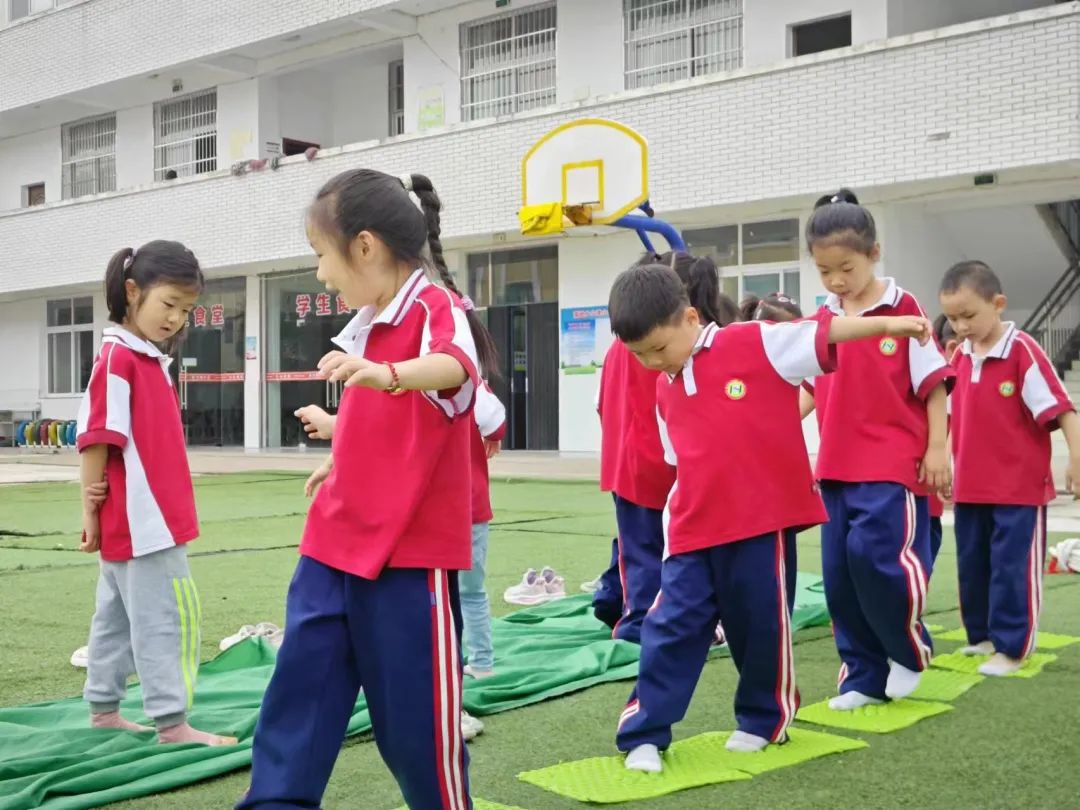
[828,691,883,711]
[978,653,1023,677]
[624,744,662,773]
[960,640,994,656]
[885,660,922,699]
[725,730,770,753]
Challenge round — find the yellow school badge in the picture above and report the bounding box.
[999,381,1016,397]
[725,379,747,400]
[879,337,899,356]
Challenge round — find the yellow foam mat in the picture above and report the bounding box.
[517,727,864,804]
[797,697,952,733]
[930,651,1058,678]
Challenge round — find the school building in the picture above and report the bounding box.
[0,0,1077,454]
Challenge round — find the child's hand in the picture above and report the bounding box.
[305,459,333,498]
[1066,455,1080,499]
[295,405,336,441]
[318,354,393,390]
[80,510,101,553]
[84,480,108,510]
[919,444,952,495]
[886,316,932,345]
[484,439,502,460]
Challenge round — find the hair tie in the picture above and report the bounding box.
[123,250,137,272]
[460,295,476,312]
[399,174,414,192]
[830,195,842,204]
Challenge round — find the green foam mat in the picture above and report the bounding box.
[930,651,1058,678]
[910,668,984,701]
[797,697,952,732]
[518,734,751,804]
[517,728,864,803]
[936,628,1080,650]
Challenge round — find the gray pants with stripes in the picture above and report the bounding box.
[83,544,201,728]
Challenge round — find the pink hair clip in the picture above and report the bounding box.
[461,295,476,312]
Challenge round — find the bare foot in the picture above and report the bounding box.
[157,722,238,746]
[91,711,153,733]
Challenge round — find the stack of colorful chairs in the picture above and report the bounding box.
[14,419,79,449]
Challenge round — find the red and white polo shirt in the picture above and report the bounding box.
[301,269,480,579]
[809,278,954,495]
[76,326,198,561]
[471,382,507,525]
[657,316,835,555]
[598,340,676,510]
[951,323,1074,506]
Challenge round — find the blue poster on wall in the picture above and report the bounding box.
[560,305,612,375]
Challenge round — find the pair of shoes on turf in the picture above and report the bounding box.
[503,567,566,605]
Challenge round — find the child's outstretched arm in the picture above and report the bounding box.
[319,352,468,391]
[827,315,932,345]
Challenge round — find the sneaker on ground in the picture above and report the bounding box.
[463,664,495,679]
[70,645,89,668]
[544,575,566,600]
[219,622,282,651]
[461,711,485,741]
[580,575,603,593]
[503,569,550,606]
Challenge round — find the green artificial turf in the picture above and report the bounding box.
[1,473,1079,809]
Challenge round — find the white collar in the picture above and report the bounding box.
[960,321,1017,360]
[825,277,902,316]
[102,325,169,360]
[331,269,430,352]
[666,322,720,396]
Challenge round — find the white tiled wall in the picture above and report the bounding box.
[0,7,1075,297]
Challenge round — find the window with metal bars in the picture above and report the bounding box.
[153,89,218,181]
[460,3,557,122]
[389,60,405,136]
[623,0,743,90]
[61,114,117,200]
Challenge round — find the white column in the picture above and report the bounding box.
[243,274,262,449]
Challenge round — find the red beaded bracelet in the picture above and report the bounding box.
[383,361,404,395]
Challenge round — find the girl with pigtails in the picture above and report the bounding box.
[242,170,495,810]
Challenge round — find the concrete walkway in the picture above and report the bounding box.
[0,448,601,482]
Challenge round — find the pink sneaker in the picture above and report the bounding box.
[503,570,549,606]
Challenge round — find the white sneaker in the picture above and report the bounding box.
[70,645,89,668]
[503,570,550,606]
[712,621,727,647]
[544,575,567,600]
[219,622,282,651]
[580,576,603,593]
[463,664,495,679]
[461,711,485,741]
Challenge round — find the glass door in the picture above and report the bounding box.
[264,271,354,448]
[176,277,245,446]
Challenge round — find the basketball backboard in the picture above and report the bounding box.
[520,118,649,235]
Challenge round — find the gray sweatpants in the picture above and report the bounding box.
[84,544,201,728]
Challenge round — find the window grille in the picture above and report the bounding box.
[624,0,742,90]
[61,114,117,199]
[153,89,218,181]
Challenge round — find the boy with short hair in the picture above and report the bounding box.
[609,262,931,772]
[940,260,1080,676]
